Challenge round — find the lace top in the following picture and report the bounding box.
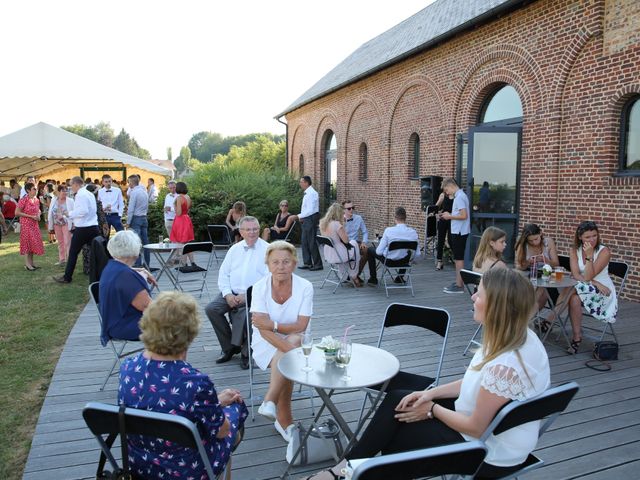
[455,329,550,466]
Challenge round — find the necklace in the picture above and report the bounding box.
[272,281,292,303]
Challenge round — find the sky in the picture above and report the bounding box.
[0,0,435,160]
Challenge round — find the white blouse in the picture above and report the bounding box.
[250,273,314,370]
[455,329,550,466]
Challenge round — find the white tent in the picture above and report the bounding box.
[0,122,172,181]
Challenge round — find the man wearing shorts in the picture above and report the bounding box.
[441,178,469,293]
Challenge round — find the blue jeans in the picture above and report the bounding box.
[105,213,124,232]
[129,215,150,267]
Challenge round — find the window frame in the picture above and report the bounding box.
[478,84,523,126]
[299,153,304,174]
[358,142,368,181]
[409,132,420,179]
[618,95,640,176]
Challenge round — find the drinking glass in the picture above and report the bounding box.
[301,332,313,372]
[554,267,564,282]
[336,341,352,381]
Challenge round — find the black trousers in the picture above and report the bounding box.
[366,248,410,281]
[300,212,321,267]
[436,218,451,261]
[63,225,100,281]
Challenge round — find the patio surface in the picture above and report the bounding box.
[23,249,640,479]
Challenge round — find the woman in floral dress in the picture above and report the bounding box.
[15,182,44,270]
[119,291,247,479]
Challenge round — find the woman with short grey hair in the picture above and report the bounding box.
[98,230,156,346]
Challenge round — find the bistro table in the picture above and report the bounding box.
[278,343,400,477]
[142,242,183,290]
[532,274,577,349]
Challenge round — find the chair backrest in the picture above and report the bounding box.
[207,225,232,247]
[558,254,571,271]
[608,260,629,296]
[481,381,580,441]
[460,269,482,296]
[351,440,487,480]
[89,281,100,307]
[83,401,216,479]
[384,240,418,265]
[316,234,350,264]
[182,241,214,255]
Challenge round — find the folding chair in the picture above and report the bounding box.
[351,440,487,480]
[359,303,450,422]
[83,402,238,480]
[244,286,314,420]
[207,224,233,263]
[453,382,580,480]
[379,240,418,297]
[173,241,214,298]
[88,282,143,391]
[282,220,298,243]
[316,235,358,293]
[460,269,483,356]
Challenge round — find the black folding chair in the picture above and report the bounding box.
[88,282,144,391]
[283,220,298,243]
[83,401,239,480]
[352,440,487,480]
[174,241,214,298]
[207,224,233,263]
[460,269,483,356]
[316,234,358,293]
[379,240,418,297]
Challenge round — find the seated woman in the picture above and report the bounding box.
[226,201,247,243]
[308,268,550,480]
[319,202,361,287]
[99,230,155,345]
[556,221,618,354]
[119,291,248,479]
[261,199,297,241]
[251,241,313,442]
[472,226,507,273]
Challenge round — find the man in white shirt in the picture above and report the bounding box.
[297,176,323,271]
[365,206,420,286]
[147,178,158,203]
[163,180,177,235]
[98,174,124,232]
[20,176,36,199]
[205,216,268,370]
[53,176,100,284]
[441,177,470,294]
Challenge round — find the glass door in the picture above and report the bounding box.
[466,125,522,264]
[324,133,337,209]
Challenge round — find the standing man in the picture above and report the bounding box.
[20,176,36,199]
[297,176,322,271]
[342,200,369,278]
[441,177,470,294]
[147,178,158,204]
[205,216,268,370]
[10,179,21,200]
[163,180,177,236]
[125,174,150,267]
[365,207,420,286]
[53,176,100,284]
[98,175,124,232]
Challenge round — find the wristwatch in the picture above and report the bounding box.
[427,403,437,420]
[273,321,278,333]
[585,257,592,262]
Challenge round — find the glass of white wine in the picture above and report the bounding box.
[336,340,352,381]
[301,332,313,372]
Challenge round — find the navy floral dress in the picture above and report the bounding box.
[118,353,248,479]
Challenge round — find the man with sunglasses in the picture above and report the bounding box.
[342,200,369,279]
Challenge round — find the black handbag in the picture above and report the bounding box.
[96,406,134,480]
[585,341,619,372]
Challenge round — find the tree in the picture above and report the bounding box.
[186,131,286,163]
[112,128,151,159]
[174,145,192,174]
[166,147,172,161]
[61,122,149,158]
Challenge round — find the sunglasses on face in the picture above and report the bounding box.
[345,207,354,210]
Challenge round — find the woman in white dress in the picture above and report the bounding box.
[560,221,617,354]
[319,202,361,287]
[251,241,314,442]
[307,268,550,480]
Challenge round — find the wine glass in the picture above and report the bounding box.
[336,341,352,381]
[301,332,313,372]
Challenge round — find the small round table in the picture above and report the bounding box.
[143,242,183,289]
[532,275,577,349]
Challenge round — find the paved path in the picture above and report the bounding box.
[23,250,640,479]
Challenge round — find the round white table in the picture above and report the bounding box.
[532,275,577,349]
[143,242,183,289]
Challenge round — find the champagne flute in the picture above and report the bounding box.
[301,332,313,372]
[336,340,352,381]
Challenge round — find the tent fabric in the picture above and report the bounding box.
[0,122,171,180]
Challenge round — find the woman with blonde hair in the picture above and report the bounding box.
[308,268,550,480]
[251,241,313,442]
[226,200,247,243]
[119,291,247,479]
[319,202,361,287]
[472,226,507,273]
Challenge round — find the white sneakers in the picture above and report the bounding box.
[257,400,277,421]
[274,420,295,443]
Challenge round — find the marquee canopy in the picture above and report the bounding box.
[0,122,172,181]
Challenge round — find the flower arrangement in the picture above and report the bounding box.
[316,336,341,362]
[541,264,553,279]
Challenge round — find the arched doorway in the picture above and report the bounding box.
[463,84,523,263]
[322,130,337,208]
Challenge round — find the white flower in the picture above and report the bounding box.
[317,335,341,350]
[542,264,553,275]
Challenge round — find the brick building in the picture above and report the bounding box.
[277,0,640,300]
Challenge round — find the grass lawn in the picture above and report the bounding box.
[0,228,89,479]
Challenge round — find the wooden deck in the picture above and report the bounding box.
[23,250,640,479]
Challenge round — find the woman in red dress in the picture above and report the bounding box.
[169,182,200,271]
[15,182,45,270]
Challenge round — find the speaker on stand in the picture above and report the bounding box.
[420,176,442,258]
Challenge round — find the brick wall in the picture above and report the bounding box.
[285,0,640,301]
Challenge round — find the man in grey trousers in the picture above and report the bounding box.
[297,176,323,271]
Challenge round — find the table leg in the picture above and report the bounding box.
[342,379,390,456]
[315,388,354,440]
[540,288,571,350]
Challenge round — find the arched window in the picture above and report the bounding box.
[322,131,338,204]
[620,96,640,172]
[479,85,523,124]
[359,142,368,181]
[299,154,304,174]
[409,133,420,178]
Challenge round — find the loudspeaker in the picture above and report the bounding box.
[420,175,442,211]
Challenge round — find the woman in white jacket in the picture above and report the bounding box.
[48,184,74,265]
